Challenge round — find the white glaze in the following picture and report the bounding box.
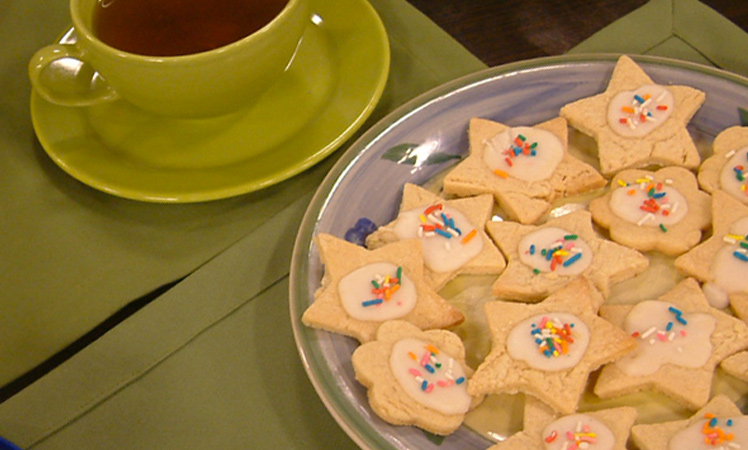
[482,126,564,182]
[607,84,674,137]
[542,414,616,450]
[705,217,748,308]
[668,416,747,450]
[392,204,483,273]
[507,313,590,371]
[719,146,748,205]
[609,178,688,228]
[338,262,417,321]
[518,227,592,275]
[390,338,471,415]
[616,300,715,376]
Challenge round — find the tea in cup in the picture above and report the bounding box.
[29,0,309,118]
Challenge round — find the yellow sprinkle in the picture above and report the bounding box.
[419,214,427,223]
[617,179,628,187]
[727,234,744,241]
[494,169,509,179]
[635,178,651,184]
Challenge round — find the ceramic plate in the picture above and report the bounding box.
[289,54,748,450]
[30,0,389,203]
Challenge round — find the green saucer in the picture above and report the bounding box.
[30,0,389,203]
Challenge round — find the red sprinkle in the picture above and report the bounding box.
[545,430,558,443]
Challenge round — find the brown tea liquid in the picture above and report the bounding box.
[92,0,288,56]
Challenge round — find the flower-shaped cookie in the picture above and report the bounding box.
[560,55,705,176]
[698,126,748,204]
[487,209,649,302]
[467,277,636,414]
[589,166,711,256]
[442,117,606,224]
[594,278,748,410]
[351,320,482,435]
[675,190,748,309]
[631,395,747,450]
[488,397,637,450]
[301,234,463,342]
[365,183,506,290]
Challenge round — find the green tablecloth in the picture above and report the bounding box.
[1,0,747,448]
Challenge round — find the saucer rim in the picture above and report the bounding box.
[30,0,390,203]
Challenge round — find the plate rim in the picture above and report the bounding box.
[30,0,390,203]
[289,53,748,450]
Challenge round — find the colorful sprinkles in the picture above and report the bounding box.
[700,413,738,447]
[416,204,477,249]
[545,420,599,450]
[618,175,676,232]
[362,267,402,308]
[407,343,466,394]
[723,233,748,263]
[491,133,539,178]
[527,234,584,273]
[617,90,669,130]
[630,305,690,348]
[531,316,576,358]
[727,150,748,198]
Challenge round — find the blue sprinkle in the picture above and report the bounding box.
[563,252,583,267]
[653,192,666,199]
[424,364,435,374]
[530,244,536,255]
[676,316,688,325]
[668,306,683,316]
[634,94,645,103]
[434,228,452,239]
[709,417,718,427]
[727,419,734,426]
[455,377,465,385]
[362,299,383,307]
[421,380,428,391]
[733,250,748,262]
[666,322,674,331]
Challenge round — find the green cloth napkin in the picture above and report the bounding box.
[569,0,748,77]
[2,0,748,449]
[0,0,483,389]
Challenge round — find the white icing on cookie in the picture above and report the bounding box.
[616,300,715,376]
[518,227,592,275]
[609,177,688,229]
[482,126,564,182]
[338,263,417,321]
[507,313,590,371]
[668,416,747,450]
[541,414,616,450]
[704,217,748,308]
[392,204,483,273]
[719,146,748,205]
[390,338,471,415]
[607,84,674,137]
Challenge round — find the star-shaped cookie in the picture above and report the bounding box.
[721,295,748,382]
[351,320,482,435]
[467,276,637,414]
[560,55,705,176]
[594,278,748,409]
[631,395,745,450]
[698,126,748,204]
[487,397,636,450]
[442,117,606,224]
[365,183,506,291]
[674,190,748,309]
[589,166,711,256]
[487,209,649,302]
[301,233,464,342]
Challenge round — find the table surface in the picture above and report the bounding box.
[408,0,748,66]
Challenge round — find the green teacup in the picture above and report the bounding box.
[29,0,309,118]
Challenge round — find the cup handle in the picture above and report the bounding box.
[28,43,119,107]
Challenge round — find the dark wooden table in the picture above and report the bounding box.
[408,0,748,66]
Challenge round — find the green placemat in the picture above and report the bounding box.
[569,0,748,77]
[3,0,748,449]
